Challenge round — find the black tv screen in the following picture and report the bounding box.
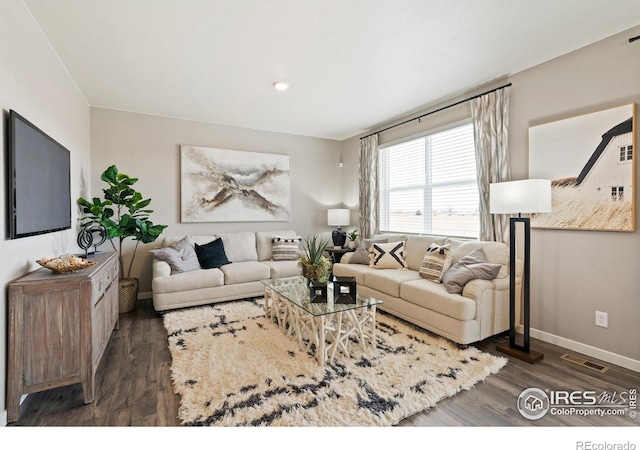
[8,110,71,239]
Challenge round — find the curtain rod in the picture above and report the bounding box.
[360,82,512,140]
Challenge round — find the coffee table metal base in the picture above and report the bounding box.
[264,287,378,365]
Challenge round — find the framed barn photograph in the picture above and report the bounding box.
[528,103,636,232]
[180,146,291,222]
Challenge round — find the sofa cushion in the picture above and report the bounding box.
[194,238,231,269]
[372,233,408,242]
[419,243,452,282]
[152,268,225,294]
[400,279,477,321]
[442,248,502,294]
[332,262,371,285]
[150,236,200,275]
[404,235,448,271]
[218,232,258,262]
[256,230,297,261]
[350,238,387,265]
[261,260,301,279]
[220,261,271,285]
[364,268,421,298]
[272,236,302,261]
[162,235,217,248]
[369,241,408,269]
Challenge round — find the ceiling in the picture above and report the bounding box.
[24,0,640,141]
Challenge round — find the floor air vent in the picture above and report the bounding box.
[560,353,609,373]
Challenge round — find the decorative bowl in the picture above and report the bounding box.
[37,254,96,274]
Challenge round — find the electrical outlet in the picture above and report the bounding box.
[595,311,608,328]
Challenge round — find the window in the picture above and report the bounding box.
[378,122,479,238]
[611,186,624,201]
[619,145,633,162]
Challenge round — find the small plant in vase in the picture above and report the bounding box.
[347,229,359,249]
[298,235,332,285]
[78,165,167,313]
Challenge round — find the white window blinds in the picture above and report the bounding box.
[378,122,479,238]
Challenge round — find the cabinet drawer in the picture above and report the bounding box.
[91,259,117,303]
[91,293,107,364]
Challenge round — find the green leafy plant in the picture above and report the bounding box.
[298,234,332,283]
[77,165,167,279]
[347,229,359,241]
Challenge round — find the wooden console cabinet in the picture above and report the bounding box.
[7,252,119,422]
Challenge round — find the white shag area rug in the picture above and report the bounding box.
[163,298,507,426]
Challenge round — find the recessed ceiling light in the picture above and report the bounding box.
[272,81,289,91]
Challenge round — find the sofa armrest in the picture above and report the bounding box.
[152,258,171,278]
[463,274,522,341]
[463,276,510,300]
[340,252,354,264]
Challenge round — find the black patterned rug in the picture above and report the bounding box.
[162,298,507,426]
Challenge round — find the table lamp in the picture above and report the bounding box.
[327,208,350,248]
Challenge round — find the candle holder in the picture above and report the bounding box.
[309,282,328,303]
[333,276,356,304]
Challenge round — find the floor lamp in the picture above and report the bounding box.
[489,179,552,364]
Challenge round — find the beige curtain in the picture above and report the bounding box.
[359,134,379,239]
[470,87,512,243]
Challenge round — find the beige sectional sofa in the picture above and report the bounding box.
[151,228,518,348]
[333,234,520,346]
[151,230,302,311]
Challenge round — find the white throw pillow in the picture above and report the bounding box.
[369,241,407,269]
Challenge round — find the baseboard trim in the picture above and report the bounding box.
[518,325,640,373]
[1,409,7,427]
[138,291,152,300]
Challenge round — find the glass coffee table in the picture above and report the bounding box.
[261,276,383,365]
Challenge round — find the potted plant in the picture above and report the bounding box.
[77,165,167,313]
[347,229,359,249]
[298,235,332,284]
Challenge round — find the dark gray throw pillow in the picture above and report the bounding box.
[195,238,231,269]
[349,238,388,265]
[442,247,502,295]
[150,236,200,275]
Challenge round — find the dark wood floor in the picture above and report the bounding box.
[8,298,639,428]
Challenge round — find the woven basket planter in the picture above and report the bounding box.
[118,278,139,313]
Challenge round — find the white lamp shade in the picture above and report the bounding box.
[490,179,552,214]
[327,208,350,226]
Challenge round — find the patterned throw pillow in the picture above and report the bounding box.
[369,241,407,269]
[150,236,200,275]
[419,243,452,283]
[272,236,302,261]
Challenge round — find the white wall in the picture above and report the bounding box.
[341,26,640,369]
[89,108,344,295]
[0,0,91,424]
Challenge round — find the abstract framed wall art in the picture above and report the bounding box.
[181,146,291,222]
[528,103,636,232]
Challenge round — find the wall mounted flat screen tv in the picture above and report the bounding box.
[8,110,71,239]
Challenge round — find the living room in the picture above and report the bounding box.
[1,0,639,443]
